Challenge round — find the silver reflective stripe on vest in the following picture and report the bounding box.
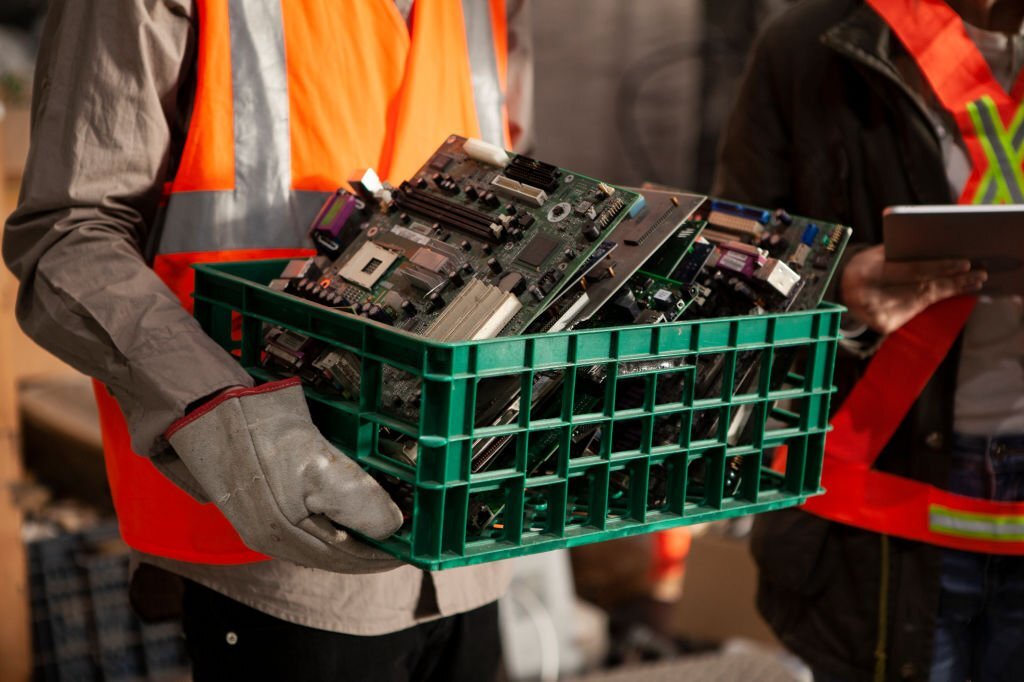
[462,0,505,146]
[161,0,503,254]
[161,191,330,252]
[160,0,311,254]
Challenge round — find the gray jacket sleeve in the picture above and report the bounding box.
[1,0,253,461]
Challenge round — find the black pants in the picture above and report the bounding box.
[182,581,502,682]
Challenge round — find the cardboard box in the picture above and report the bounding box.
[2,105,29,182]
[1,103,61,682]
[675,532,779,646]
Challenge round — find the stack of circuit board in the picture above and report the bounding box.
[261,135,643,415]
[258,135,850,536]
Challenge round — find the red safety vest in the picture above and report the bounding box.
[93,0,510,564]
[800,0,1024,554]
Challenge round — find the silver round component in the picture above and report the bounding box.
[547,202,572,223]
[226,632,239,646]
[564,175,575,184]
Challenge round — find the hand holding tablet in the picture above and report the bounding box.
[840,243,984,334]
[884,205,1023,295]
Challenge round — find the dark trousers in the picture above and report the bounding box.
[929,434,1024,682]
[182,580,502,682]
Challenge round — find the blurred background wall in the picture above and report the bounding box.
[532,0,794,191]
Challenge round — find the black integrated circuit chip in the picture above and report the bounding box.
[517,234,558,268]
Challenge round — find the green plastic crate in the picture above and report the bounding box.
[193,258,841,570]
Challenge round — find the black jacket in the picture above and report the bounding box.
[713,2,963,680]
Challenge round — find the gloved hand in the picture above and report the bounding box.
[165,377,404,573]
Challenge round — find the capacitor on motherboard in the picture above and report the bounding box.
[448,271,465,288]
[766,233,789,254]
[488,257,503,274]
[428,292,445,310]
[612,289,642,320]
[730,277,761,304]
[773,208,794,227]
[368,305,393,324]
[801,224,820,246]
[583,225,601,241]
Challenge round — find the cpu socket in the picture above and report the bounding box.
[337,241,400,290]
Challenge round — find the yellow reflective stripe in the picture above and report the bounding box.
[975,173,998,205]
[928,503,1024,541]
[967,100,1012,202]
[1008,103,1024,150]
[995,102,1024,199]
[966,96,1024,204]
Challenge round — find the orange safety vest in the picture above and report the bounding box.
[799,0,1024,554]
[93,0,510,565]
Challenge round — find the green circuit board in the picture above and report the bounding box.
[283,135,642,340]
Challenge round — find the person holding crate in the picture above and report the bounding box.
[2,1,532,679]
[715,0,1024,680]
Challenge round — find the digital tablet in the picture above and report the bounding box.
[883,204,1024,295]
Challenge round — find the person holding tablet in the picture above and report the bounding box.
[715,0,1024,679]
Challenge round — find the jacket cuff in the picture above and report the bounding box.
[165,377,302,440]
[105,326,256,458]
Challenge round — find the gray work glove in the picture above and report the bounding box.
[165,377,404,573]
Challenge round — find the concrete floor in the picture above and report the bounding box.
[573,650,804,682]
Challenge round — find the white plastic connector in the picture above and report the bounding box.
[463,137,509,168]
[756,258,801,297]
[349,167,383,195]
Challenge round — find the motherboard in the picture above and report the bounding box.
[252,136,850,535]
[526,190,706,333]
[275,135,641,339]
[456,196,851,531]
[259,135,643,413]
